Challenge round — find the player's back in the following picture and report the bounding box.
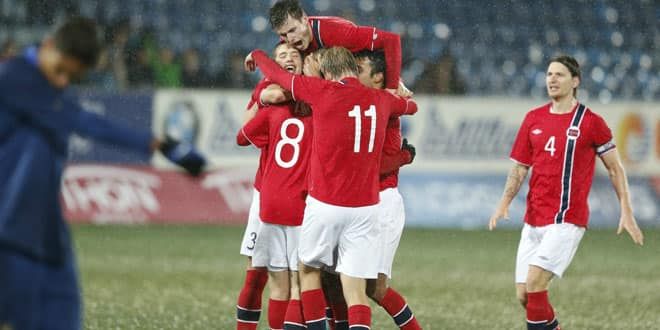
[307,77,414,207]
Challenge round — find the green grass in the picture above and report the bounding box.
[74,225,659,329]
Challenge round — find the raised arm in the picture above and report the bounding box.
[489,162,529,230]
[371,29,402,90]
[599,150,644,245]
[260,84,292,105]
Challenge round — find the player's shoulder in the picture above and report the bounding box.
[309,16,356,27]
[528,102,552,116]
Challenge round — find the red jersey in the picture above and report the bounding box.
[379,118,402,191]
[306,16,402,89]
[251,50,417,207]
[239,104,312,226]
[510,103,616,227]
[243,78,273,191]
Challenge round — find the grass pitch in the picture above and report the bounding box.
[74,225,658,329]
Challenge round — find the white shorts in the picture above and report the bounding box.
[515,223,585,283]
[239,189,262,257]
[252,222,301,272]
[298,196,381,279]
[377,188,405,278]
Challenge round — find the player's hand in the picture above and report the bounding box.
[396,80,413,98]
[401,138,416,164]
[293,100,312,117]
[244,52,256,72]
[159,137,206,176]
[617,212,644,245]
[303,54,321,77]
[488,205,509,231]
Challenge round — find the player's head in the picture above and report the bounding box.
[319,47,359,82]
[273,42,303,74]
[269,0,311,52]
[354,50,386,89]
[39,17,101,89]
[546,55,581,99]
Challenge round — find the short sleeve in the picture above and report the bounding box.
[590,113,616,156]
[240,109,270,148]
[510,113,533,166]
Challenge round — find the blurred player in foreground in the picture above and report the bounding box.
[488,55,644,330]
[0,17,205,330]
[237,42,311,330]
[247,46,417,329]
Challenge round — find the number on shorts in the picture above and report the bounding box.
[347,105,377,153]
[247,232,257,250]
[275,118,305,168]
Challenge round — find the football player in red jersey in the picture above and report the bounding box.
[247,0,411,97]
[234,43,305,330]
[247,46,417,330]
[237,42,311,330]
[489,55,644,330]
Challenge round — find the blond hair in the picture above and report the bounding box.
[319,47,358,79]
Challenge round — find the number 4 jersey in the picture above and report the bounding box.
[510,102,616,228]
[238,104,312,226]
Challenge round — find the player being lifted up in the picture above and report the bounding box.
[234,43,310,329]
[237,42,311,330]
[247,46,417,329]
[489,55,644,330]
[0,17,205,330]
[248,0,411,97]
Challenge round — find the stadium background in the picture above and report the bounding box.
[2,0,659,328]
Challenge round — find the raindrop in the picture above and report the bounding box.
[313,0,330,12]
[358,0,375,12]
[610,31,623,47]
[604,7,618,24]
[591,66,605,83]
[639,54,652,70]
[407,23,423,39]
[433,23,451,40]
[598,89,612,104]
[502,60,516,76]
[251,16,268,32]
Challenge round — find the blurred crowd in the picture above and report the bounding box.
[0,18,464,94]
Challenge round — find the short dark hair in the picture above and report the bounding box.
[549,55,581,79]
[53,17,101,67]
[269,0,305,30]
[354,50,386,82]
[549,55,581,96]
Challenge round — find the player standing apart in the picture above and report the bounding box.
[488,55,644,330]
[0,17,204,330]
[237,43,311,330]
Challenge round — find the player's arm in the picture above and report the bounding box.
[599,145,644,245]
[387,94,418,117]
[380,138,416,175]
[247,50,323,105]
[489,162,529,230]
[237,107,269,148]
[260,84,292,105]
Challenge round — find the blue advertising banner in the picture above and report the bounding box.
[398,173,660,229]
[68,91,153,164]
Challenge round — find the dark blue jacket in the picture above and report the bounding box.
[0,48,152,264]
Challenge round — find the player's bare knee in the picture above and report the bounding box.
[366,277,387,303]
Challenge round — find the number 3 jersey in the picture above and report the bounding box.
[510,102,616,227]
[238,104,312,226]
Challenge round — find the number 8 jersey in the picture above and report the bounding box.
[238,104,313,226]
[510,102,616,227]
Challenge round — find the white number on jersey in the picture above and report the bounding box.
[275,118,305,168]
[544,136,556,157]
[348,105,377,153]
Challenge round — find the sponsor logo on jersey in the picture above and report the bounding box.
[532,129,542,135]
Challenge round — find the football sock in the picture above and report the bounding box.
[347,304,371,330]
[326,307,336,330]
[268,299,288,330]
[526,291,550,330]
[236,269,269,330]
[378,288,421,330]
[331,301,349,330]
[301,289,328,330]
[283,299,306,330]
[546,303,560,330]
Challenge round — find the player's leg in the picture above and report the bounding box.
[335,203,381,330]
[236,189,268,330]
[526,223,585,330]
[284,271,306,330]
[0,249,43,330]
[267,270,291,330]
[367,188,421,330]
[322,271,348,330]
[298,197,343,330]
[39,248,82,330]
